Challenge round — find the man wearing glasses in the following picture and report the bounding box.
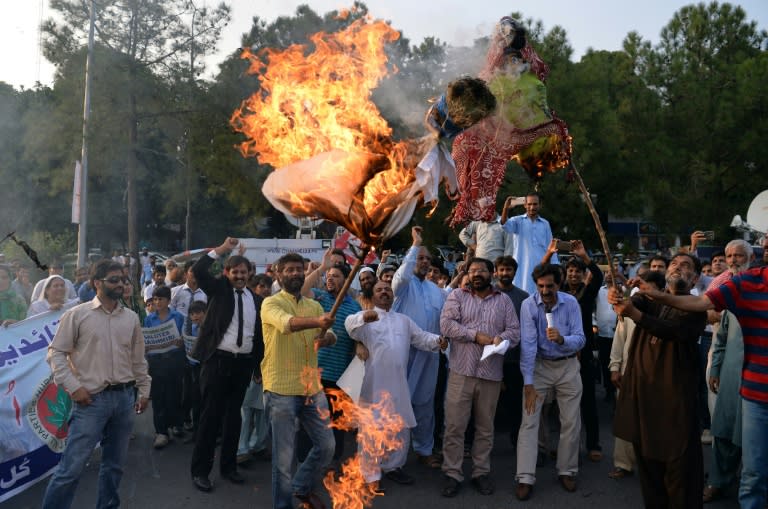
[43,259,151,509]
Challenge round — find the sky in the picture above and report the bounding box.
[1,0,767,89]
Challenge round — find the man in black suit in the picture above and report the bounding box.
[190,237,263,492]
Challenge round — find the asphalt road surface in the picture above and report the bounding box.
[7,389,741,509]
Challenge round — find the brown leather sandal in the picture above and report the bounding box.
[608,467,632,479]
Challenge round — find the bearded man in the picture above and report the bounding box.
[261,252,336,509]
[610,253,707,508]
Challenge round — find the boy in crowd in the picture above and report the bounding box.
[144,286,186,448]
[181,300,207,439]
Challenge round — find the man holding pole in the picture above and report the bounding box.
[261,252,337,509]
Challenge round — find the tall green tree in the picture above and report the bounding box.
[42,0,230,256]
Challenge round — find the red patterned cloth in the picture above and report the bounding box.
[448,116,568,227]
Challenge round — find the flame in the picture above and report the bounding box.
[231,14,421,245]
[300,365,323,399]
[322,388,406,509]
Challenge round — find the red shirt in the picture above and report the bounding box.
[706,266,768,403]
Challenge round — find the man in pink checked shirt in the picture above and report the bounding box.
[438,257,520,498]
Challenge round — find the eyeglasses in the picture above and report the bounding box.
[101,276,130,284]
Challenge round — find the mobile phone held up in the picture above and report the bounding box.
[703,231,715,241]
[556,240,572,252]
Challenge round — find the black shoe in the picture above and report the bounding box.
[192,476,212,492]
[471,474,494,495]
[222,470,245,484]
[441,475,461,497]
[384,468,414,485]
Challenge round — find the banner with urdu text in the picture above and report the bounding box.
[0,310,66,503]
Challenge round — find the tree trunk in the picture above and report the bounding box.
[127,89,139,275]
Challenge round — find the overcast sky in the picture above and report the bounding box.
[2,0,767,89]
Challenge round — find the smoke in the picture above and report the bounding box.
[373,39,490,138]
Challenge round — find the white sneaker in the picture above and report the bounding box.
[701,429,713,445]
[153,434,169,449]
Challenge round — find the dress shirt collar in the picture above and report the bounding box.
[531,290,564,311]
[458,287,502,299]
[88,295,125,313]
[279,289,303,302]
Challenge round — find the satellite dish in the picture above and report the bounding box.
[746,190,768,234]
[282,213,325,229]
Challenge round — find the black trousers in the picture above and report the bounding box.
[579,353,601,451]
[190,352,252,477]
[597,336,616,398]
[497,361,524,446]
[147,349,186,435]
[181,361,202,430]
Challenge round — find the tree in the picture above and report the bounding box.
[636,2,768,237]
[42,0,231,257]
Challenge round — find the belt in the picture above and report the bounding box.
[215,349,252,359]
[540,354,577,362]
[102,381,136,392]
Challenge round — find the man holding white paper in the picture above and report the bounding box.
[438,258,520,498]
[515,263,585,501]
[345,281,447,488]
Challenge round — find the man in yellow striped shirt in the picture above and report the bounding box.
[261,252,337,509]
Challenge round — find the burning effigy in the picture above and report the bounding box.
[230,10,609,509]
[230,15,446,248]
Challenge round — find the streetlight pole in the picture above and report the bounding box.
[76,0,96,269]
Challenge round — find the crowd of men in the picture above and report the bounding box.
[6,191,768,509]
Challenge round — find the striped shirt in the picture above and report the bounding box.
[706,266,768,403]
[439,288,520,381]
[260,290,324,396]
[312,288,361,382]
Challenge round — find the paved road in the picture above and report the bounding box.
[7,390,741,509]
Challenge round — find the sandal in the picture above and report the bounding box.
[417,453,442,469]
[608,467,632,479]
[702,485,722,504]
[588,450,603,462]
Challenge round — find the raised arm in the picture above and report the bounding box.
[392,226,423,296]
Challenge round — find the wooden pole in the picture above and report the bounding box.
[569,161,620,290]
[315,245,371,344]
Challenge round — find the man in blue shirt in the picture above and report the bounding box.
[500,193,558,294]
[392,226,447,469]
[515,263,585,501]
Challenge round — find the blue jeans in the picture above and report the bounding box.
[42,387,136,509]
[264,391,334,509]
[739,397,768,509]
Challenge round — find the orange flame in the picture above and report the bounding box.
[322,388,406,509]
[230,14,423,245]
[300,365,323,399]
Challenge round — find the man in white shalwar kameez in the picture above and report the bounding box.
[345,281,447,486]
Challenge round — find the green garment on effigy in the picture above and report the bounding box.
[488,71,560,162]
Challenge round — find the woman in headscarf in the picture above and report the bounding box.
[26,275,79,318]
[0,264,27,325]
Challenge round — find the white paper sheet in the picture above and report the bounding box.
[480,339,510,361]
[337,356,365,404]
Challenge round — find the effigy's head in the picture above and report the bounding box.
[497,17,527,54]
[445,76,497,130]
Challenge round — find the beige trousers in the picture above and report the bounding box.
[516,357,582,485]
[441,371,501,482]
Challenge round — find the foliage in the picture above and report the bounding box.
[1,1,766,257]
